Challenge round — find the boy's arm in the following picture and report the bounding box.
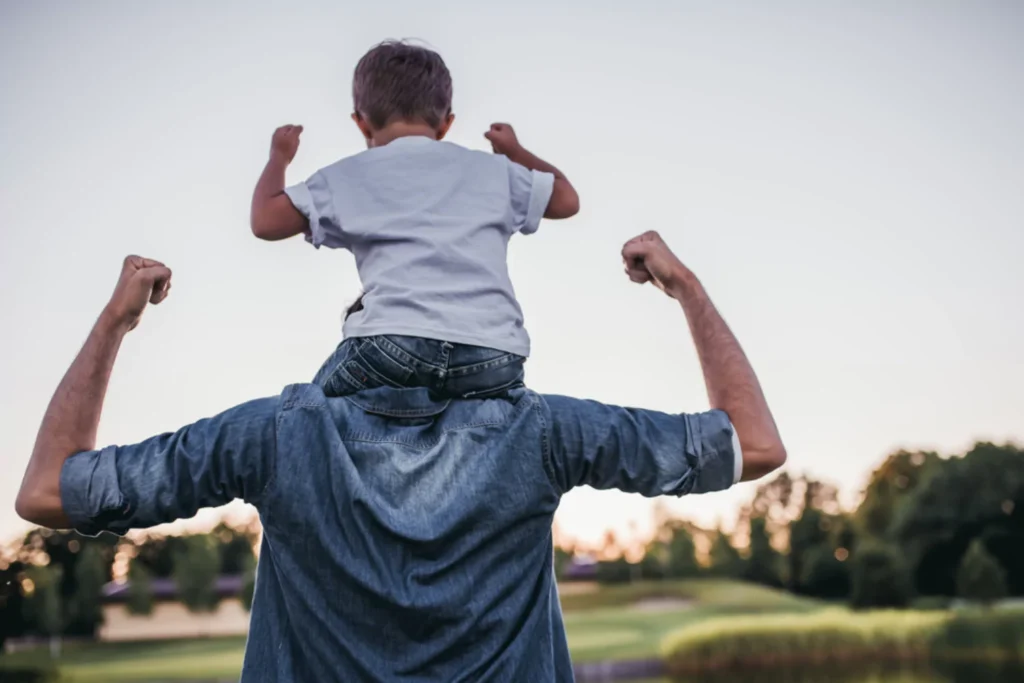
[485,123,580,220]
[250,125,309,241]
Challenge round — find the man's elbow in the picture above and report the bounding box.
[14,491,31,523]
[742,443,788,481]
[766,443,788,472]
[15,489,50,527]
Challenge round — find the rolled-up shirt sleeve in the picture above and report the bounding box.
[541,395,741,497]
[60,397,280,536]
[284,170,348,250]
[506,158,555,236]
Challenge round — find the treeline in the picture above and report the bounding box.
[3,441,1021,648]
[0,522,258,648]
[558,441,1024,609]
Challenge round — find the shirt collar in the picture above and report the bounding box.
[384,136,436,147]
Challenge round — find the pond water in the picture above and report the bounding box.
[659,661,1024,683]
[5,661,1021,683]
[600,661,1024,683]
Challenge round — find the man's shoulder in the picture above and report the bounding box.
[280,383,330,409]
[277,385,622,417]
[279,384,546,423]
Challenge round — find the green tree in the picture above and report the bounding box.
[787,479,838,592]
[800,545,851,599]
[664,527,700,579]
[744,516,783,587]
[240,555,257,612]
[856,449,941,539]
[956,538,1008,606]
[850,541,913,609]
[553,545,574,581]
[708,529,744,578]
[24,565,64,658]
[892,442,1024,597]
[214,523,257,574]
[133,535,184,578]
[1,559,29,650]
[595,557,632,584]
[739,472,797,545]
[69,543,106,631]
[738,473,841,589]
[127,560,154,616]
[14,529,116,637]
[173,535,220,612]
[639,542,667,580]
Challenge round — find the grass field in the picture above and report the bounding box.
[0,580,819,682]
[565,579,818,663]
[2,638,246,681]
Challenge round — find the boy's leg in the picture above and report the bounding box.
[315,336,521,398]
[314,336,422,397]
[442,344,526,399]
[312,339,365,397]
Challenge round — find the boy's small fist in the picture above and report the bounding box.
[271,125,303,163]
[484,123,522,157]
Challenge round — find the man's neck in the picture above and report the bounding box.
[371,121,439,147]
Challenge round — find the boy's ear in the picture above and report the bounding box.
[351,112,374,146]
[436,112,455,140]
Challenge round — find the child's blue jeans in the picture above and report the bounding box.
[314,335,526,399]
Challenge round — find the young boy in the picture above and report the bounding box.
[250,40,579,399]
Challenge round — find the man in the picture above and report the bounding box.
[16,231,785,682]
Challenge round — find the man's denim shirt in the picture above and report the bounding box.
[61,385,740,682]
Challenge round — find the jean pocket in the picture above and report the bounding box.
[316,337,411,396]
[322,356,398,396]
[447,351,524,377]
[445,356,526,398]
[350,337,416,388]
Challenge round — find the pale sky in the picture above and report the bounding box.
[1,1,1022,548]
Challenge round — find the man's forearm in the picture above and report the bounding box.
[669,273,785,481]
[16,311,127,527]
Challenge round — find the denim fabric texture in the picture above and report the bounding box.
[314,335,526,400]
[61,384,738,682]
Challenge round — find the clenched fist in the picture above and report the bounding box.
[271,124,303,164]
[621,231,694,298]
[103,256,173,332]
[484,123,522,157]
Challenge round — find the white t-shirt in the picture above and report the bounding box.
[285,136,554,357]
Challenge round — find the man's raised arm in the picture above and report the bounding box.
[15,257,172,527]
[622,231,786,481]
[16,257,279,536]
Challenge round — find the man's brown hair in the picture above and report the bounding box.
[352,40,453,129]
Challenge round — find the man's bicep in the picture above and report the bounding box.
[59,397,279,536]
[542,394,739,497]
